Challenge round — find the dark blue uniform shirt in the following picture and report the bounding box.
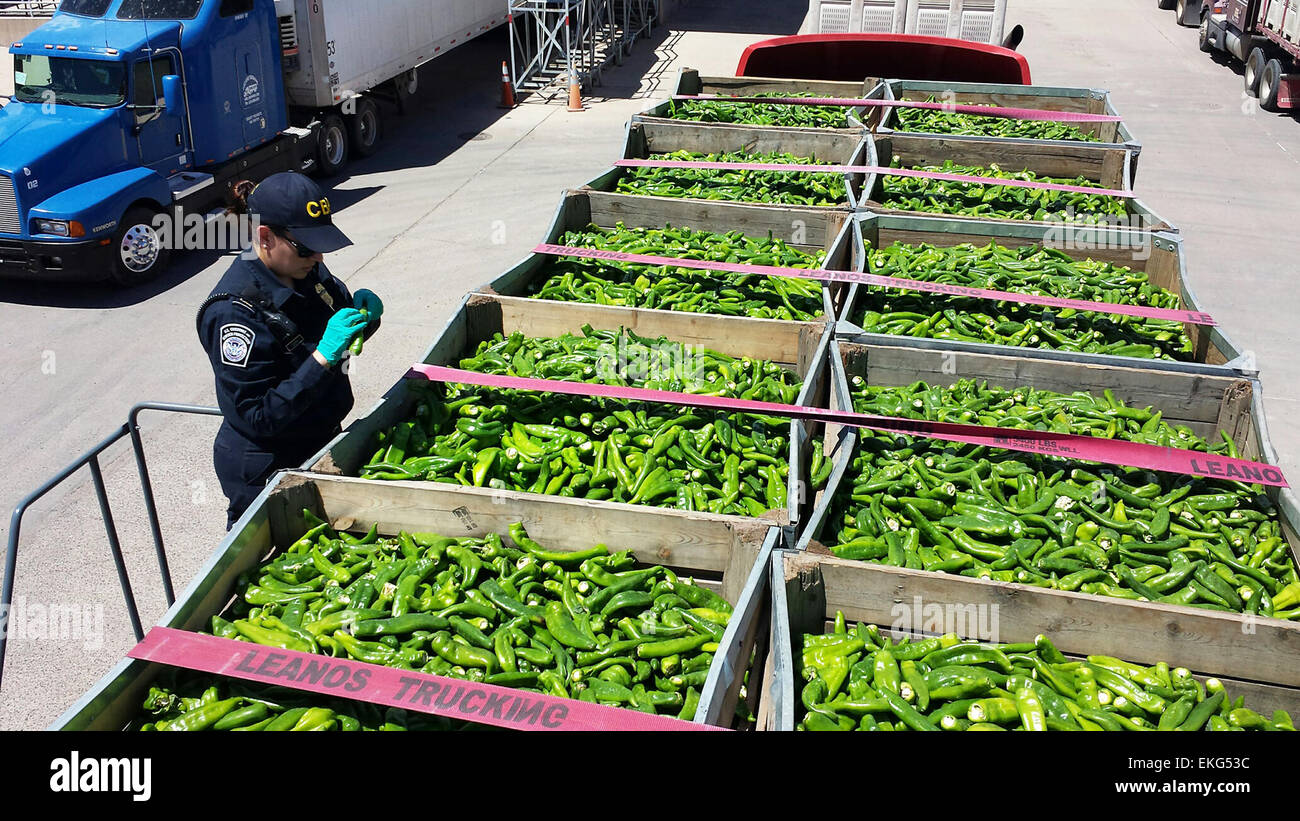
[199,254,358,522]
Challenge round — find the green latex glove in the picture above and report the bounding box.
[317,308,368,365]
[353,289,384,323]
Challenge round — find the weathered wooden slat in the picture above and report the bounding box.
[881,133,1130,187]
[486,294,820,366]
[873,224,1163,266]
[886,80,1135,146]
[637,120,866,164]
[768,551,1300,729]
[697,527,781,726]
[584,190,849,251]
[840,340,1255,434]
[845,215,1241,374]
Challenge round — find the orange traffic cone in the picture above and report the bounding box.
[499,61,516,108]
[567,76,584,112]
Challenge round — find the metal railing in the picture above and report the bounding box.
[0,1,57,16]
[0,401,222,689]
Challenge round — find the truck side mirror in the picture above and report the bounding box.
[161,75,181,115]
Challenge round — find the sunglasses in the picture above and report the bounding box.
[271,228,319,258]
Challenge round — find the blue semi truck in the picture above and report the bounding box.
[0,0,504,285]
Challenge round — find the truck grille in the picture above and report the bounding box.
[0,174,20,235]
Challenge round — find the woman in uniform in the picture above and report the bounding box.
[197,172,384,528]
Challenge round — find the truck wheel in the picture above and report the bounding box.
[1175,0,1188,22]
[1260,58,1284,111]
[316,113,349,177]
[1198,14,1213,52]
[1245,48,1266,95]
[347,97,381,157]
[110,206,170,286]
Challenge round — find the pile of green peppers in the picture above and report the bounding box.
[134,673,473,731]
[209,518,734,720]
[893,98,1103,142]
[357,327,799,517]
[667,92,852,129]
[616,149,848,206]
[799,616,1296,731]
[849,241,1194,361]
[878,158,1130,223]
[823,377,1300,615]
[853,377,1220,449]
[529,222,827,320]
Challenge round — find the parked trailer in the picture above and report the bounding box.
[0,0,505,285]
[1196,0,1300,110]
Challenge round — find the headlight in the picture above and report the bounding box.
[33,219,84,238]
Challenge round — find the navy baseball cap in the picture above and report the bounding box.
[247,172,353,254]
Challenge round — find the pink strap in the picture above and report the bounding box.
[129,628,720,732]
[406,365,1289,489]
[532,243,1215,326]
[674,94,1124,123]
[613,159,1133,198]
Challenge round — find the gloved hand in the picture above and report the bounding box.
[353,289,384,324]
[316,308,368,365]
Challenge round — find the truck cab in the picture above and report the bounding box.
[1,0,290,285]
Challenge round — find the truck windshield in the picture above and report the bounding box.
[116,0,204,19]
[12,55,127,108]
[60,0,114,16]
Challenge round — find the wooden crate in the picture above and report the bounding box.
[768,550,1300,730]
[634,68,884,134]
[871,80,1141,167]
[481,188,864,323]
[50,473,782,730]
[861,132,1172,233]
[306,291,837,529]
[800,338,1283,551]
[789,339,1300,693]
[584,120,869,210]
[839,213,1252,377]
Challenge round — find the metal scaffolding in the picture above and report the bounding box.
[508,0,661,100]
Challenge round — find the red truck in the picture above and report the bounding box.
[1193,0,1300,110]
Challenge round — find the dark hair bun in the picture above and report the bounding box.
[225,180,258,216]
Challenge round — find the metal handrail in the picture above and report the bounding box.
[0,402,222,689]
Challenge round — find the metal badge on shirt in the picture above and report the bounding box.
[315,282,336,310]
[220,323,256,368]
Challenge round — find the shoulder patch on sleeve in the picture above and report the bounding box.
[220,323,256,368]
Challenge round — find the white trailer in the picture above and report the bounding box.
[275,0,508,174]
